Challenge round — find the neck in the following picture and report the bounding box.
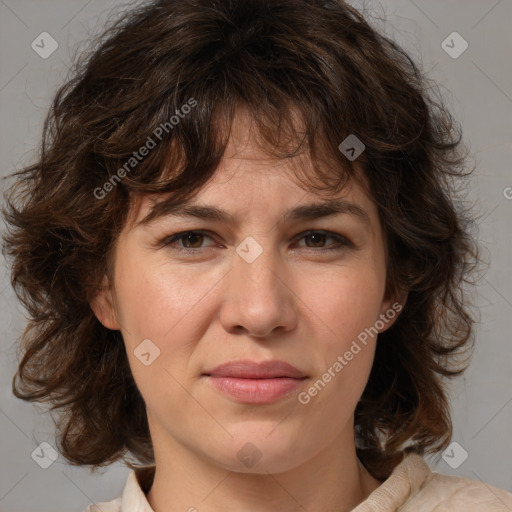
[145,424,382,512]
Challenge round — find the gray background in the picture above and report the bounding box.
[0,0,511,511]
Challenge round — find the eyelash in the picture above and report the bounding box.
[160,230,352,255]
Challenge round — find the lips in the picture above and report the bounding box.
[203,360,307,404]
[204,360,306,379]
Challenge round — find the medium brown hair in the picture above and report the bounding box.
[2,0,480,480]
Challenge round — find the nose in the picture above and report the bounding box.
[219,241,298,338]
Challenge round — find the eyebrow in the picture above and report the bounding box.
[138,198,371,228]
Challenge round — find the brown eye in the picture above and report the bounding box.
[304,232,328,248]
[161,230,216,252]
[180,233,205,248]
[160,229,351,255]
[295,230,351,251]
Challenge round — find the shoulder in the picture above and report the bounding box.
[403,471,512,511]
[83,466,155,512]
[84,497,122,512]
[359,452,512,512]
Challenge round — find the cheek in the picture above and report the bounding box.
[111,254,213,399]
[301,264,386,347]
[295,274,382,446]
[113,252,198,339]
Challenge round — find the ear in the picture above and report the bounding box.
[89,275,121,330]
[376,290,407,334]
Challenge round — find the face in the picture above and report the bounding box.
[92,112,400,475]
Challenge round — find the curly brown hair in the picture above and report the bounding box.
[2,0,480,480]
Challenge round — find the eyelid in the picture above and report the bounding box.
[158,230,218,250]
[159,229,353,253]
[293,230,353,249]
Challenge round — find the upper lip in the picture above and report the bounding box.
[204,360,306,379]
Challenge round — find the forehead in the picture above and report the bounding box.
[126,109,376,229]
[125,179,378,247]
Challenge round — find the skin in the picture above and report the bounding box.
[91,111,403,512]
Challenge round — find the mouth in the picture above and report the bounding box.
[204,359,306,379]
[202,360,308,404]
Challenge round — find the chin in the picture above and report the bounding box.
[208,426,308,474]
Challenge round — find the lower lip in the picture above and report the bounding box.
[205,376,306,404]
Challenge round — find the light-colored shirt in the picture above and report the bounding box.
[85,453,512,511]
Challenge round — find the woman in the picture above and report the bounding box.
[3,0,511,510]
